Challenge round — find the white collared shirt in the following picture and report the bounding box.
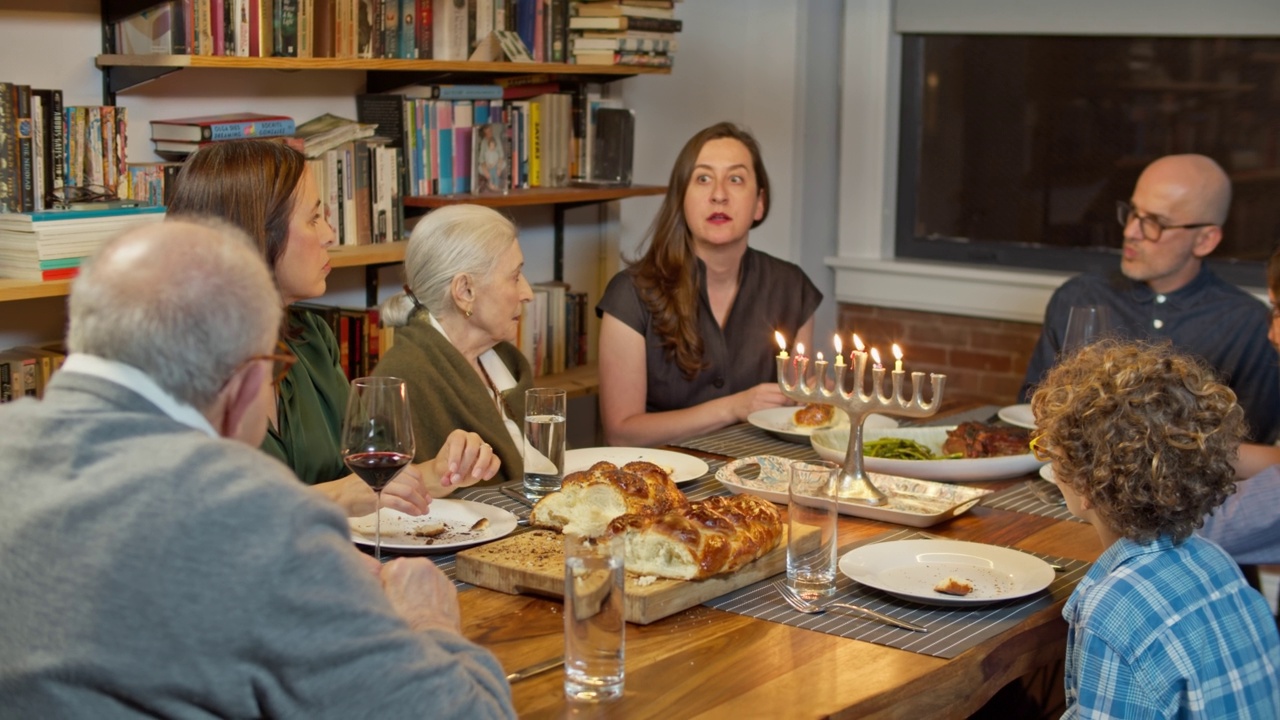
[60,354,219,437]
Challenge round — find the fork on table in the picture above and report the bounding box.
[771,580,928,633]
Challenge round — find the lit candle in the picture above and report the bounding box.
[775,331,788,360]
[852,333,866,358]
[833,334,845,367]
[796,342,806,359]
[870,347,883,370]
[892,343,904,373]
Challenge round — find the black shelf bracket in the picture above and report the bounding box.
[103,66,182,104]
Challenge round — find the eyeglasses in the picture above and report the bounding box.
[1029,434,1051,462]
[243,340,297,387]
[47,184,120,209]
[1116,200,1215,243]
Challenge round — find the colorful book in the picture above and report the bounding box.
[150,112,296,142]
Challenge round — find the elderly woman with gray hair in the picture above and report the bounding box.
[374,204,535,488]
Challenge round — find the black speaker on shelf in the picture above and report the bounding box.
[591,108,634,186]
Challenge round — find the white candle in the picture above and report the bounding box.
[775,330,788,360]
[833,334,845,367]
[870,347,883,370]
[892,343,904,373]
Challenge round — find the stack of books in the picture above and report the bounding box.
[0,343,65,402]
[0,203,165,281]
[149,112,298,160]
[569,0,682,68]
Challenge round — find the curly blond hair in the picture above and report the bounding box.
[1030,340,1244,543]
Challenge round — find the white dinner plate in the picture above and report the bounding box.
[811,426,1045,482]
[348,500,518,553]
[838,539,1055,606]
[563,447,710,484]
[747,406,897,444]
[997,403,1036,430]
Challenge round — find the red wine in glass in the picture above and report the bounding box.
[345,451,412,491]
[340,377,415,562]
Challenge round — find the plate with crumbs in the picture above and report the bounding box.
[349,499,518,553]
[838,539,1055,606]
[747,406,897,444]
[715,455,991,528]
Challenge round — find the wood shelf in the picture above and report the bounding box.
[405,184,666,209]
[533,361,599,400]
[95,55,669,96]
[96,55,671,76]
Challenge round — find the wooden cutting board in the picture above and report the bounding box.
[455,526,817,625]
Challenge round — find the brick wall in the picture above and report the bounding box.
[836,303,1043,406]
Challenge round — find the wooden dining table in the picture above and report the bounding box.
[455,402,1101,719]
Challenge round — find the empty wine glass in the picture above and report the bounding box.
[341,377,415,562]
[1061,306,1112,357]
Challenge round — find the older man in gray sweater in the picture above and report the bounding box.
[0,220,514,718]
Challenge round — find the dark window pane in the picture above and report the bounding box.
[896,34,1280,286]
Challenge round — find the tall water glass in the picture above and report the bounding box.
[787,459,841,598]
[564,533,625,702]
[523,387,566,499]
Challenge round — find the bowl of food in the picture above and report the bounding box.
[810,422,1045,482]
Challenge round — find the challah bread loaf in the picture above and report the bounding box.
[605,494,783,580]
[529,460,688,537]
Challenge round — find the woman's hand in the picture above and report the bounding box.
[733,382,793,422]
[422,430,502,497]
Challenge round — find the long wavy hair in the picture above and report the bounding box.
[628,122,771,380]
[1031,340,1244,543]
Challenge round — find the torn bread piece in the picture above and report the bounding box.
[412,521,448,538]
[933,576,974,596]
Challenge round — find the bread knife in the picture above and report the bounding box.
[505,656,564,682]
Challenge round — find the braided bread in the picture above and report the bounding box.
[529,460,688,537]
[605,494,784,580]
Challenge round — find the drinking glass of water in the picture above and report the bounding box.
[563,533,625,702]
[1061,305,1112,357]
[523,387,566,499]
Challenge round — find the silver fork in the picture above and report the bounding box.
[772,580,928,633]
[1027,479,1066,506]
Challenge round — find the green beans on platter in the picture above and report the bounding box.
[862,437,963,460]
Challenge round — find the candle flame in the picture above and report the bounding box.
[775,331,787,351]
[852,334,865,352]
[816,351,824,361]
[870,347,882,366]
[892,343,903,361]
[796,342,806,357]
[833,334,843,354]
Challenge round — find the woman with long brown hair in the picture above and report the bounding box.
[167,139,499,513]
[596,122,821,447]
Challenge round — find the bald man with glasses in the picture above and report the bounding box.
[1021,153,1280,443]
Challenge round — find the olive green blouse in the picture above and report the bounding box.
[261,308,350,486]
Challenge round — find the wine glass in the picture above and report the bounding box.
[341,376,415,562]
[1061,305,1112,357]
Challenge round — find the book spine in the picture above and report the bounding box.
[532,0,544,62]
[0,83,15,213]
[529,98,542,187]
[395,0,413,58]
[430,85,504,100]
[276,0,299,55]
[549,0,566,63]
[415,0,432,59]
[380,0,398,57]
[297,0,312,57]
[0,360,10,403]
[353,140,372,244]
[356,0,376,58]
[355,93,406,147]
[15,86,34,212]
[199,117,296,140]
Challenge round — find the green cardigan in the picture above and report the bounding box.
[372,314,533,486]
[261,308,350,486]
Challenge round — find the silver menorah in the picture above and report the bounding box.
[776,351,946,505]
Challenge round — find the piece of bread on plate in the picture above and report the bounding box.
[529,460,688,537]
[793,403,835,428]
[605,494,783,580]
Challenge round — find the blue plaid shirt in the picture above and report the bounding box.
[1063,535,1280,719]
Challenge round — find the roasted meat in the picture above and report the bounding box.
[942,421,1031,458]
